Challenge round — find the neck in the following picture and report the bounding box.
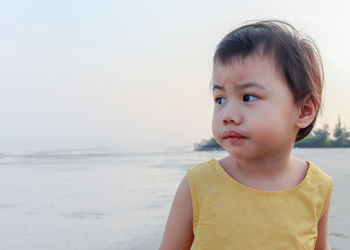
[230,145,295,179]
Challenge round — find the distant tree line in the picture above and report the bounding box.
[194,116,350,151]
[295,116,350,148]
[194,137,224,151]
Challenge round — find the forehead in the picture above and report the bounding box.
[212,54,286,92]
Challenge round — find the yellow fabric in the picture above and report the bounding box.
[187,158,333,250]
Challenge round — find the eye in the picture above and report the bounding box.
[243,94,258,102]
[214,97,226,104]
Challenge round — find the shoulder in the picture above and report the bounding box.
[186,158,216,197]
[308,161,333,185]
[187,158,215,171]
[307,161,333,219]
[186,158,219,193]
[187,158,217,178]
[175,158,217,215]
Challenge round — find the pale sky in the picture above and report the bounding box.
[1,0,349,153]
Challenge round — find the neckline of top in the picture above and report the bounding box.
[210,158,313,195]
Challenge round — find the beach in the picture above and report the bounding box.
[0,147,348,249]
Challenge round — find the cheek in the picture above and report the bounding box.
[211,115,218,133]
[247,109,282,135]
[212,113,221,137]
[250,109,294,141]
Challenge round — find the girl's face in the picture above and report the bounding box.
[211,54,300,161]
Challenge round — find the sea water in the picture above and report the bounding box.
[0,147,348,250]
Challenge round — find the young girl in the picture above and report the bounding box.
[159,20,333,250]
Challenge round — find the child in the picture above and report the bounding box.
[159,20,333,250]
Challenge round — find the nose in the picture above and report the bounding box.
[222,103,242,125]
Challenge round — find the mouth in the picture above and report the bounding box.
[222,130,246,143]
[223,130,246,139]
[224,137,245,143]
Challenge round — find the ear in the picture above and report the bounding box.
[295,95,318,129]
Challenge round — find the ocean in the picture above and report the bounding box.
[0,147,348,250]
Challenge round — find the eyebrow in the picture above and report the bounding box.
[212,81,266,92]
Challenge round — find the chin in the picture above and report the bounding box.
[225,148,261,161]
[224,149,245,159]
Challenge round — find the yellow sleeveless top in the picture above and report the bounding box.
[187,158,333,250]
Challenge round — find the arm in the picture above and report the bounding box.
[158,175,194,250]
[314,202,331,250]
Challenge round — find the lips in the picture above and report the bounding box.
[223,130,245,139]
